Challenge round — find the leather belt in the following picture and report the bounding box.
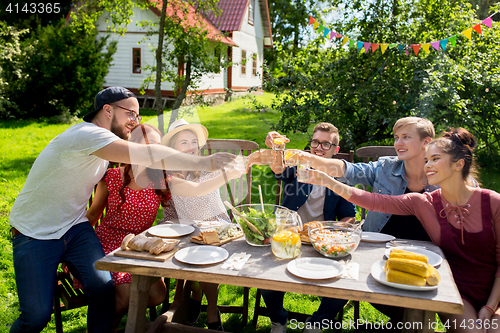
[10,227,21,237]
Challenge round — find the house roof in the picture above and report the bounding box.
[205,0,273,47]
[148,0,237,47]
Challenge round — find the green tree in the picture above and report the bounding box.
[2,21,116,120]
[258,0,500,159]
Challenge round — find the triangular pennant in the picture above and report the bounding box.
[318,25,325,34]
[462,28,472,40]
[329,30,335,40]
[364,42,371,53]
[323,28,330,38]
[308,16,315,26]
[440,39,448,51]
[335,33,343,38]
[313,21,319,30]
[412,44,421,56]
[371,43,380,52]
[342,37,349,47]
[431,41,440,51]
[357,41,364,51]
[422,43,430,53]
[449,35,457,47]
[349,39,355,48]
[398,44,404,53]
[380,44,389,54]
[473,24,482,35]
[405,49,409,56]
[389,43,398,49]
[483,17,493,29]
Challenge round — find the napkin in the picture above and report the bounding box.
[340,261,359,280]
[221,252,251,271]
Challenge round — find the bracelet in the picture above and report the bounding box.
[482,305,496,315]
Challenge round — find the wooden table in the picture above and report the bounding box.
[95,234,463,333]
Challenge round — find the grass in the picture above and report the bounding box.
[1,92,499,332]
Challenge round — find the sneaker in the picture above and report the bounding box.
[270,321,287,333]
[303,316,322,333]
[206,310,224,331]
[187,298,202,325]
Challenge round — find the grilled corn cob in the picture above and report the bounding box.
[389,249,428,263]
[386,258,431,278]
[426,264,440,286]
[386,269,427,286]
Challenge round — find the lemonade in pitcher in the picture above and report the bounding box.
[271,209,302,259]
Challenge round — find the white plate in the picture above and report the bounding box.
[147,224,195,238]
[384,246,443,267]
[361,232,395,243]
[287,257,345,280]
[174,246,229,265]
[371,260,438,291]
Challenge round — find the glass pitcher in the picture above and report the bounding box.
[271,208,303,259]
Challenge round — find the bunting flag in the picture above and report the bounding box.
[483,17,493,29]
[412,44,421,56]
[307,12,497,57]
[440,39,448,51]
[380,43,389,54]
[473,24,482,35]
[462,28,472,40]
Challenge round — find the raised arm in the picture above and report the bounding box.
[92,140,235,172]
[86,181,109,227]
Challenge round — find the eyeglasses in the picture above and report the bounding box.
[309,139,336,150]
[112,104,142,123]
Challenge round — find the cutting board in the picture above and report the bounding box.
[190,233,243,246]
[114,248,178,262]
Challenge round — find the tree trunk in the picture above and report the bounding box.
[155,0,168,135]
[169,57,192,126]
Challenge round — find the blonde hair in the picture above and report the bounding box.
[393,117,435,140]
[313,122,340,145]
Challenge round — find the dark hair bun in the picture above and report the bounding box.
[443,128,476,149]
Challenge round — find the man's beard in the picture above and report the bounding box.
[110,116,129,140]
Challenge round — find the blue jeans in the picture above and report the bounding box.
[261,289,348,325]
[10,222,115,333]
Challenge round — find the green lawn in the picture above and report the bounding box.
[1,92,499,332]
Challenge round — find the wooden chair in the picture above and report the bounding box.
[150,139,259,329]
[255,150,354,327]
[53,271,89,333]
[355,146,397,220]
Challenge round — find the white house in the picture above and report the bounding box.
[95,0,273,107]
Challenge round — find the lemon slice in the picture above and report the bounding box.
[285,150,297,160]
[272,230,293,242]
[274,137,285,145]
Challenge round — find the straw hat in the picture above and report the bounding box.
[161,119,208,148]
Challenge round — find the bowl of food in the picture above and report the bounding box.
[234,204,288,246]
[308,221,362,258]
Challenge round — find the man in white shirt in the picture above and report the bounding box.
[9,87,234,333]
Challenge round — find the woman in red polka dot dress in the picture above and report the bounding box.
[75,123,171,330]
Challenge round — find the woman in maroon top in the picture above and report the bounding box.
[303,128,500,332]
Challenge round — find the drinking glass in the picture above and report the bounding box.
[272,136,286,151]
[297,160,311,182]
[260,149,273,165]
[284,149,299,167]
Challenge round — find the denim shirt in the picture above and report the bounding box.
[337,156,439,232]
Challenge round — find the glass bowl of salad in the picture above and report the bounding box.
[308,221,361,258]
[234,204,288,246]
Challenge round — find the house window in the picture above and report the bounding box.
[241,50,246,75]
[252,53,258,76]
[248,0,254,25]
[214,47,221,74]
[132,48,141,74]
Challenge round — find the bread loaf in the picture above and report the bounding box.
[121,234,135,250]
[127,235,149,251]
[143,238,164,252]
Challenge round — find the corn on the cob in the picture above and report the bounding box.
[426,264,440,286]
[386,269,427,286]
[386,258,431,278]
[389,249,428,263]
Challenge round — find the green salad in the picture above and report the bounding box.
[236,207,276,246]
